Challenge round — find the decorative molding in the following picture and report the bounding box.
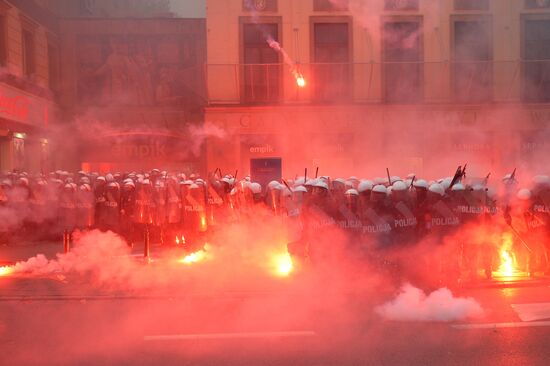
[243,0,277,12]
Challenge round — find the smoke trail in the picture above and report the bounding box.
[376,283,484,322]
[266,37,305,87]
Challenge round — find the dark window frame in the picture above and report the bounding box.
[47,41,60,93]
[309,15,353,102]
[450,14,493,103]
[20,16,38,79]
[381,15,424,104]
[239,16,283,104]
[0,15,6,67]
[454,0,490,11]
[525,0,550,9]
[521,13,550,102]
[22,29,36,77]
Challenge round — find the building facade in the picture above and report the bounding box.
[1,0,207,174]
[205,0,550,178]
[58,17,206,173]
[0,0,58,173]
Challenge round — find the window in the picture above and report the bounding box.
[526,0,550,9]
[48,44,60,92]
[452,17,492,102]
[22,30,35,77]
[312,21,351,101]
[522,17,550,102]
[242,22,281,103]
[382,18,422,103]
[454,0,489,10]
[0,16,6,66]
[314,0,349,11]
[243,0,277,12]
[384,0,419,11]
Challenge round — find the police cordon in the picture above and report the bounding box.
[1,166,550,284]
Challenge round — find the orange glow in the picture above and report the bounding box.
[0,266,12,277]
[200,216,207,231]
[296,74,306,88]
[495,233,518,277]
[179,250,206,265]
[175,235,186,245]
[272,252,293,277]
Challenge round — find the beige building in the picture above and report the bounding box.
[0,0,58,172]
[205,0,550,178]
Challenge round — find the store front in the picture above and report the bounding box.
[0,83,52,173]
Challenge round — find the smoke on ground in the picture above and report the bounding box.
[376,283,484,322]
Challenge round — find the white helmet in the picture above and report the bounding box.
[517,188,531,201]
[267,180,280,190]
[345,189,359,196]
[358,180,373,193]
[314,180,329,190]
[392,181,407,192]
[372,184,387,194]
[294,177,306,186]
[451,183,465,191]
[390,176,402,184]
[428,183,445,197]
[533,175,550,187]
[250,182,262,194]
[413,179,428,189]
[293,185,307,193]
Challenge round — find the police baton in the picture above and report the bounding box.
[507,223,533,253]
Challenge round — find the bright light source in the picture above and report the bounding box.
[0,266,12,277]
[296,74,306,88]
[179,250,206,265]
[13,132,26,139]
[272,252,293,277]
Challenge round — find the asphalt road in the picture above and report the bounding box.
[0,276,550,366]
[2,242,550,366]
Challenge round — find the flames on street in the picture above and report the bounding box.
[0,265,12,277]
[495,232,519,277]
[271,252,294,277]
[179,250,206,265]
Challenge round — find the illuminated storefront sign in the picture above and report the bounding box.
[0,84,51,127]
[0,94,29,120]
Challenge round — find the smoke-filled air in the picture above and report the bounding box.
[3,0,550,365]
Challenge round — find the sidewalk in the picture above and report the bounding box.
[460,272,550,289]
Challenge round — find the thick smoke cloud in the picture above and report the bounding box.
[376,283,484,322]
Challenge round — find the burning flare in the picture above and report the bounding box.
[295,73,306,88]
[180,251,206,265]
[267,36,307,89]
[175,235,186,245]
[496,232,517,277]
[179,244,211,265]
[272,252,293,277]
[0,265,13,277]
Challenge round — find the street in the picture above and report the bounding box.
[2,243,550,366]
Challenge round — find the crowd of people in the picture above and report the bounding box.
[1,167,549,283]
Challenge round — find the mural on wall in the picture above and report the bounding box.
[77,35,202,107]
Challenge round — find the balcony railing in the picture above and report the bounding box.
[205,60,550,105]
